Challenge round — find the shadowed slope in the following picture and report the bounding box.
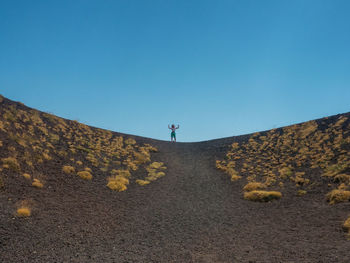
[0,96,349,262]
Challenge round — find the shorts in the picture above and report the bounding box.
[171,131,176,139]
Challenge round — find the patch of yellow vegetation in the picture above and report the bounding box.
[22,173,31,180]
[77,171,92,180]
[136,179,150,186]
[2,157,20,171]
[334,174,350,184]
[17,205,32,217]
[343,217,350,234]
[124,138,136,145]
[62,165,75,174]
[84,167,92,172]
[297,190,307,196]
[243,182,266,192]
[32,178,43,188]
[107,176,129,191]
[326,189,350,204]
[244,190,282,202]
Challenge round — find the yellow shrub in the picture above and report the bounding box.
[62,165,75,174]
[22,173,31,180]
[42,152,51,160]
[326,189,350,204]
[2,157,20,171]
[111,169,131,178]
[136,179,150,186]
[146,171,165,181]
[107,176,129,191]
[334,174,350,184]
[77,171,92,180]
[265,176,276,186]
[32,179,43,188]
[76,160,83,166]
[231,174,242,181]
[143,143,158,152]
[125,138,136,145]
[279,167,292,178]
[243,182,266,192]
[0,176,4,188]
[297,190,307,196]
[149,162,166,169]
[17,207,31,217]
[84,167,92,172]
[134,152,150,164]
[244,190,282,202]
[343,217,350,233]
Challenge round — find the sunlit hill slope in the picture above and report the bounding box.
[0,95,349,262]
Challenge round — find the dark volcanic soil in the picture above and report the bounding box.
[1,137,350,262]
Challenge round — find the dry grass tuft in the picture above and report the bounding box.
[77,171,92,180]
[16,199,33,217]
[2,157,20,171]
[343,217,350,234]
[0,176,4,188]
[326,189,350,204]
[136,179,150,186]
[62,165,75,174]
[334,174,350,184]
[297,190,307,196]
[125,138,136,145]
[149,162,166,170]
[243,182,266,192]
[32,178,44,188]
[22,173,31,180]
[107,176,129,191]
[244,190,282,202]
[84,167,92,172]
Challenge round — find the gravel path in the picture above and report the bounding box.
[1,140,350,262]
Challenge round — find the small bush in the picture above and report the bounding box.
[84,167,92,172]
[146,171,165,182]
[149,162,166,169]
[243,182,266,192]
[62,165,75,174]
[326,189,350,204]
[125,138,136,145]
[2,157,20,172]
[334,174,350,184]
[32,179,43,188]
[231,174,242,181]
[76,160,83,166]
[279,167,292,178]
[0,176,4,188]
[22,173,31,180]
[17,207,31,217]
[297,190,307,196]
[77,171,92,180]
[244,190,282,202]
[136,179,150,186]
[134,152,150,164]
[343,217,350,233]
[107,176,129,191]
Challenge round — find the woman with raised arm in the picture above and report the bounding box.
[168,124,180,142]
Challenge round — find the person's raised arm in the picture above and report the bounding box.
[168,124,171,129]
[176,125,180,129]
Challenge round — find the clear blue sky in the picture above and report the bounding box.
[1,0,349,142]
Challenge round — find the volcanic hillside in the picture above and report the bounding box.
[0,95,349,263]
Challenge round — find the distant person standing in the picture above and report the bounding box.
[168,124,179,142]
